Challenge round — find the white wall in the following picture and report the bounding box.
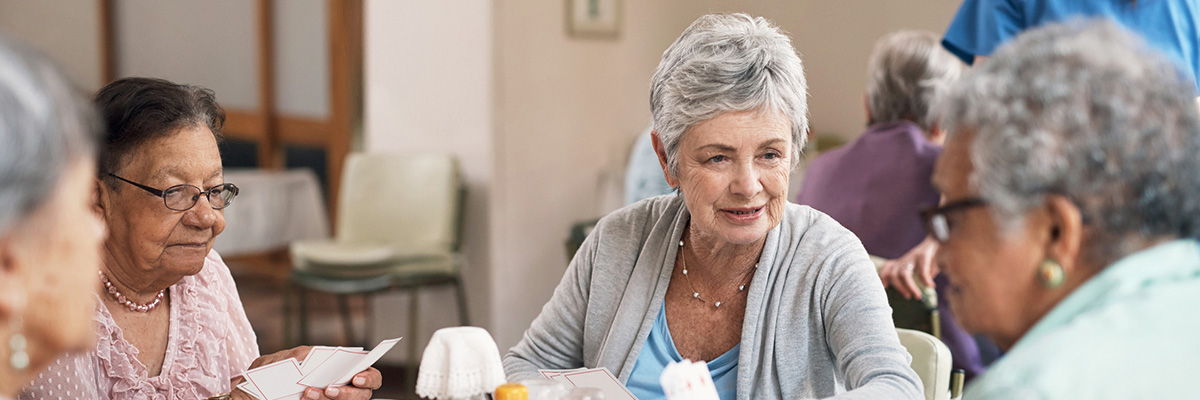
[0,0,103,90]
[362,0,495,363]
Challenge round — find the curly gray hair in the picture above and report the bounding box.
[940,20,1200,265]
[0,37,99,235]
[866,30,964,132]
[650,13,808,179]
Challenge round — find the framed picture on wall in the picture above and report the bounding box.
[566,0,622,39]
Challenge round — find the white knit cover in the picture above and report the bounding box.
[415,327,507,400]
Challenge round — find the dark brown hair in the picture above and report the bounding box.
[94,77,225,183]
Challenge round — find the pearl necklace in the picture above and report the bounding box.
[678,240,757,308]
[99,271,165,313]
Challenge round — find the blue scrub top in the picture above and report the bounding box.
[943,0,1200,92]
[626,306,739,400]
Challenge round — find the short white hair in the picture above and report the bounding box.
[650,13,808,179]
[865,30,964,132]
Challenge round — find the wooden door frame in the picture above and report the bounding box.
[97,0,361,227]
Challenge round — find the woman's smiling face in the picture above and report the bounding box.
[664,110,793,246]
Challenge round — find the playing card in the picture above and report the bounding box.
[244,358,305,400]
[562,368,637,400]
[330,337,401,386]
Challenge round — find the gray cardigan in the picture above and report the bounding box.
[504,194,922,399]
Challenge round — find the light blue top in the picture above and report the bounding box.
[626,306,739,400]
[967,239,1200,399]
[943,0,1200,92]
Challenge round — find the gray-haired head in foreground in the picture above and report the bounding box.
[866,30,964,132]
[0,37,99,236]
[650,13,808,179]
[939,19,1200,266]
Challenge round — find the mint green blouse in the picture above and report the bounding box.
[967,240,1200,399]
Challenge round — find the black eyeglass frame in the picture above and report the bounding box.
[919,197,988,242]
[105,173,239,211]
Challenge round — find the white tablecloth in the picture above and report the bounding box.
[212,168,330,256]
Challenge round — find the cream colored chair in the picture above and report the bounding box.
[897,328,953,400]
[285,153,468,363]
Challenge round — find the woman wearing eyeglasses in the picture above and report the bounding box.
[20,78,381,400]
[927,21,1200,398]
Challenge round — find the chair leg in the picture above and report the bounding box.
[338,294,355,346]
[364,294,374,346]
[408,288,420,388]
[298,285,310,345]
[283,281,294,348]
[454,276,470,326]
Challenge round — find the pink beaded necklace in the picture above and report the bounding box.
[99,271,166,312]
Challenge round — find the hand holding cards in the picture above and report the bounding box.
[238,337,400,400]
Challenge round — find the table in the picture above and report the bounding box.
[213,168,331,257]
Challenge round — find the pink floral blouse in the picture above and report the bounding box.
[20,250,260,400]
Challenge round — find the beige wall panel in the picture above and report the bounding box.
[275,0,329,119]
[114,0,258,110]
[0,0,103,90]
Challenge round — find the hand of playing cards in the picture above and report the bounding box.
[237,337,401,400]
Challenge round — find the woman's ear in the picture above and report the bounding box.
[93,177,108,216]
[651,130,680,188]
[1043,195,1084,272]
[0,235,29,321]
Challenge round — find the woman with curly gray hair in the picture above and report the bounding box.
[928,20,1200,398]
[505,13,921,399]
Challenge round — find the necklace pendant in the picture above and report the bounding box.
[693,292,699,298]
[738,285,745,291]
[681,269,688,275]
[714,301,722,307]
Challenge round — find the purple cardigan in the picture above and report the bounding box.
[796,121,940,259]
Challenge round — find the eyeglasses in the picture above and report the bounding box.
[920,197,987,242]
[106,173,239,211]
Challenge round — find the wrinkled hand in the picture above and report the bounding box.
[300,368,382,400]
[879,237,940,300]
[234,346,381,400]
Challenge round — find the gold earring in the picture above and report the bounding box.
[1037,259,1066,289]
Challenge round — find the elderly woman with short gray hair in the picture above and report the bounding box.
[505,13,922,399]
[929,20,1200,398]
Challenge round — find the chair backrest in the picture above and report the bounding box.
[896,328,953,400]
[335,153,463,254]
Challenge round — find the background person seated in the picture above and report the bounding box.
[794,30,990,380]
